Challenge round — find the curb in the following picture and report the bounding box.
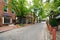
[0,28,14,33]
[0,26,16,33]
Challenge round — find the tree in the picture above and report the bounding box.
[8,0,29,24]
[8,0,29,17]
[43,0,60,21]
[30,0,45,23]
[8,0,60,24]
[44,0,60,16]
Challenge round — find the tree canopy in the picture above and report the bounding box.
[8,0,60,20]
[8,0,29,17]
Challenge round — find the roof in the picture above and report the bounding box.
[56,15,60,19]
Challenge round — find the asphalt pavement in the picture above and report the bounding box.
[0,22,50,40]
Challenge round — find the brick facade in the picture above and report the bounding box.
[0,0,16,26]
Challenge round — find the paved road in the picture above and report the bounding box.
[0,22,49,40]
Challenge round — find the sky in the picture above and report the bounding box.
[27,0,33,5]
[27,0,46,5]
[43,0,46,3]
[17,0,46,5]
[28,0,46,2]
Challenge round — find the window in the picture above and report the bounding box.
[4,17,10,24]
[4,6,8,12]
[4,0,8,3]
[2,17,12,24]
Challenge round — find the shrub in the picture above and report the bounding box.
[49,18,58,28]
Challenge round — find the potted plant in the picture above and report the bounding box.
[49,18,58,31]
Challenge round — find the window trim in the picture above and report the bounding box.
[2,17,12,24]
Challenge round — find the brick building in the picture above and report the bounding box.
[0,0,16,26]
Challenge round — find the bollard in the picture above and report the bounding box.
[47,23,52,34]
[50,26,53,34]
[47,23,49,30]
[48,25,52,34]
[52,28,56,40]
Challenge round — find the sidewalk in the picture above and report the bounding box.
[56,30,60,40]
[56,25,60,40]
[45,24,52,40]
[47,30,52,40]
[0,25,17,33]
[0,24,33,33]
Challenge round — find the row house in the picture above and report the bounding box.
[0,0,16,26]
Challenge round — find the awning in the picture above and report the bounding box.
[2,13,12,17]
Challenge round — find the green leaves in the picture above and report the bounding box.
[8,0,29,17]
[8,0,60,20]
[43,0,60,18]
[49,18,58,27]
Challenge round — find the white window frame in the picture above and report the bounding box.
[2,17,12,24]
[2,17,4,24]
[10,18,12,23]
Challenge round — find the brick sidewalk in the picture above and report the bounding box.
[0,24,34,33]
[0,25,17,33]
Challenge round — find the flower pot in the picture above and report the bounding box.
[52,28,56,40]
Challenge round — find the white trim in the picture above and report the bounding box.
[2,17,4,24]
[2,17,12,24]
[10,18,12,23]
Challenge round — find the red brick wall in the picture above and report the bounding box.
[0,0,16,25]
[0,0,4,15]
[0,0,4,25]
